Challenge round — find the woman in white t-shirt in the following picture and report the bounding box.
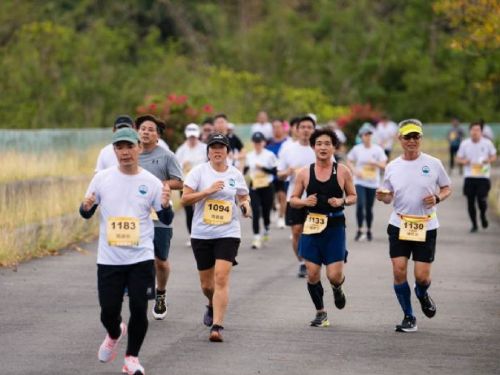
[245,131,278,249]
[347,123,387,241]
[181,133,251,342]
[175,123,208,239]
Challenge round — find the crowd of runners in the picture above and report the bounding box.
[80,111,497,374]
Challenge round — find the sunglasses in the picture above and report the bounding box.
[402,133,421,140]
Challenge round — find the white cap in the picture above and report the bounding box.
[307,113,317,123]
[228,122,235,130]
[185,123,200,138]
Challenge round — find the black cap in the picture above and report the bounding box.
[251,131,266,142]
[207,132,230,148]
[114,115,134,129]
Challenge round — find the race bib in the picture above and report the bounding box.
[203,199,232,225]
[150,209,159,221]
[399,215,428,242]
[107,217,140,246]
[183,162,192,175]
[252,171,270,189]
[361,165,377,180]
[303,213,328,235]
[471,164,486,177]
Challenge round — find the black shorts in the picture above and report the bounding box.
[97,260,156,302]
[273,179,286,193]
[285,202,307,226]
[153,227,172,261]
[191,237,240,271]
[463,177,491,197]
[387,224,437,263]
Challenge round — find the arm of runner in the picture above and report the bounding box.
[165,178,183,190]
[423,185,452,208]
[330,165,356,207]
[79,192,98,219]
[181,181,224,206]
[237,194,252,218]
[290,169,317,208]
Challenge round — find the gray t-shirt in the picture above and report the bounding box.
[139,146,183,228]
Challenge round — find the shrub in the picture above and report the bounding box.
[336,104,382,146]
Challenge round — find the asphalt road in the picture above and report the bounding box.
[1,173,499,375]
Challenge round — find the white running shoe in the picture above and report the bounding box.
[122,356,145,375]
[277,217,286,229]
[98,322,127,363]
[185,240,191,247]
[251,236,261,249]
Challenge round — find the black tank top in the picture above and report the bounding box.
[305,163,345,225]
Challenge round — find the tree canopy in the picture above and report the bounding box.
[0,0,498,128]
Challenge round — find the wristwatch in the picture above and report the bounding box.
[434,195,441,204]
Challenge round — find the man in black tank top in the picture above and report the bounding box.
[291,128,356,327]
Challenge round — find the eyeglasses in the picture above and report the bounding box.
[402,133,421,140]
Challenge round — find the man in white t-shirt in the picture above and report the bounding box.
[251,111,273,141]
[277,115,316,278]
[375,115,398,158]
[95,115,135,172]
[377,119,451,333]
[456,121,497,232]
[80,127,173,375]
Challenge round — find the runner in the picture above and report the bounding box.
[181,133,251,342]
[376,119,451,333]
[80,127,174,375]
[175,123,208,241]
[290,128,356,327]
[347,123,387,241]
[200,118,214,143]
[266,119,290,229]
[277,115,316,278]
[374,115,398,158]
[136,114,183,320]
[446,117,464,174]
[456,121,497,232]
[251,110,273,141]
[95,115,135,172]
[245,131,278,249]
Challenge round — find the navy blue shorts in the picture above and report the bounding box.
[298,224,347,265]
[153,227,173,261]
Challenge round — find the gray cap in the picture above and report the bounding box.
[112,127,140,145]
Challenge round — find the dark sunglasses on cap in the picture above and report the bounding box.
[402,133,422,140]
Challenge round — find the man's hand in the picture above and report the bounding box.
[206,180,225,195]
[422,194,437,209]
[328,197,344,208]
[303,193,318,207]
[376,189,393,204]
[161,183,171,208]
[82,192,96,211]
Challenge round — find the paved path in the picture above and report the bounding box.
[0,174,499,375]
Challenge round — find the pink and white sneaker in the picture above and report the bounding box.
[97,322,127,363]
[122,355,145,375]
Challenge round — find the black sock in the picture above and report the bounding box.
[307,282,324,310]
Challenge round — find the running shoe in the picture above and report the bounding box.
[277,217,286,229]
[122,356,145,375]
[310,311,330,327]
[98,322,127,363]
[251,237,261,249]
[480,215,488,229]
[354,230,363,241]
[297,264,307,278]
[152,291,167,320]
[262,230,270,242]
[366,231,372,241]
[185,240,192,247]
[209,324,224,342]
[203,305,213,327]
[395,315,417,333]
[415,290,437,318]
[332,284,346,309]
[470,226,478,233]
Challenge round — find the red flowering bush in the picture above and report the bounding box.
[136,93,214,149]
[336,104,382,146]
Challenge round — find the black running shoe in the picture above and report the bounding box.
[297,264,307,278]
[209,324,224,342]
[310,311,330,327]
[354,230,362,241]
[366,231,372,241]
[480,215,488,229]
[203,305,213,327]
[332,284,346,309]
[152,291,167,320]
[415,291,437,318]
[395,315,417,333]
[470,226,478,233]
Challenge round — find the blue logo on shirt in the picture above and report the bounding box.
[138,185,148,195]
[228,178,236,188]
[422,166,430,176]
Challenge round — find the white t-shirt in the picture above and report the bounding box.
[85,167,164,265]
[347,143,387,188]
[278,138,296,159]
[381,153,451,230]
[184,162,249,239]
[456,138,497,178]
[277,142,316,200]
[175,141,207,174]
[375,121,398,150]
[251,122,273,140]
[246,149,278,186]
[95,144,117,172]
[158,138,170,151]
